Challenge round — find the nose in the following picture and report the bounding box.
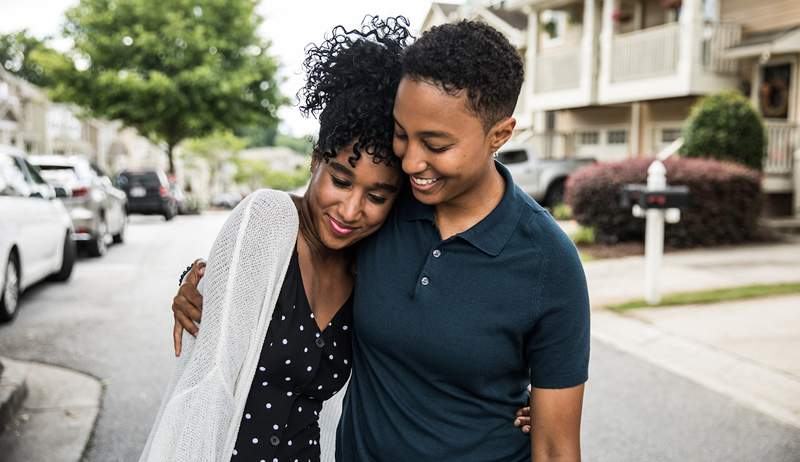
[338,191,363,224]
[401,142,427,176]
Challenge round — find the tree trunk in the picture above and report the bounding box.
[167,142,176,175]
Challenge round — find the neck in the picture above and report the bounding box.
[434,160,505,239]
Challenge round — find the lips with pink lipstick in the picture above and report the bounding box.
[326,214,357,237]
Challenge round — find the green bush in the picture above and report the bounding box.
[552,203,573,221]
[566,157,762,247]
[682,91,766,171]
[570,226,595,246]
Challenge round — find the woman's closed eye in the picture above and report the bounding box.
[331,175,350,188]
[368,193,387,204]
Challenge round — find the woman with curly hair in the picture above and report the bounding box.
[139,16,410,462]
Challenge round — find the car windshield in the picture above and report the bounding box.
[497,150,528,164]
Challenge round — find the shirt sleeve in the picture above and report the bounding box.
[525,221,590,389]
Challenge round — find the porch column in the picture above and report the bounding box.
[599,0,619,90]
[630,102,642,157]
[678,0,703,87]
[581,0,599,101]
[794,147,800,217]
[523,7,540,130]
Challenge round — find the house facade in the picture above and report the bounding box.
[423,0,800,216]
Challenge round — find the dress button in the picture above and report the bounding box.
[315,337,325,348]
[270,435,280,446]
[432,249,441,258]
[421,276,430,286]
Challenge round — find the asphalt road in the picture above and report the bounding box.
[0,211,798,462]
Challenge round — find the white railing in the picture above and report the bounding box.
[702,23,742,74]
[611,22,680,82]
[764,122,797,175]
[535,46,582,93]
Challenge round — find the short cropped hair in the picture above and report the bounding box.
[402,20,524,130]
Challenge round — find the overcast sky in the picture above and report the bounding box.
[0,0,457,136]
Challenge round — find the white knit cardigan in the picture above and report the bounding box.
[140,189,345,462]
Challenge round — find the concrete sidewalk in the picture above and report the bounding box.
[584,241,800,307]
[586,242,800,428]
[0,357,102,462]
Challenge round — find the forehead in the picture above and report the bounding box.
[393,77,481,130]
[328,148,400,183]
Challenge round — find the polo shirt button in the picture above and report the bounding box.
[421,276,430,286]
[270,435,280,446]
[432,249,441,258]
[315,337,325,348]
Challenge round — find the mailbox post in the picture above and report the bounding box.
[621,160,689,305]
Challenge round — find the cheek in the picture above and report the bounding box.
[392,137,407,157]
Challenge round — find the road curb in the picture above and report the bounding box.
[0,357,103,462]
[591,310,800,429]
[0,359,28,436]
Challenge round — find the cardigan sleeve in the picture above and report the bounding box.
[140,189,299,462]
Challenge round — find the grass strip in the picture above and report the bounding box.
[607,282,800,312]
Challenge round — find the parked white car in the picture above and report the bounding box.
[0,146,76,322]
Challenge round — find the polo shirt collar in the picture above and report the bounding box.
[404,160,525,257]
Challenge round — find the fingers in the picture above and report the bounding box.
[179,284,203,315]
[516,406,531,417]
[190,260,206,283]
[173,308,199,336]
[173,317,183,357]
[522,425,531,434]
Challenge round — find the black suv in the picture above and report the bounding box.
[116,169,178,220]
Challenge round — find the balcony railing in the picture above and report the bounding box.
[611,22,680,82]
[702,23,742,74]
[764,122,797,175]
[535,46,582,93]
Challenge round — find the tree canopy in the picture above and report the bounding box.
[0,30,68,87]
[44,0,285,173]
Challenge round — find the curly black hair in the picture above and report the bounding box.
[402,20,524,131]
[299,16,413,167]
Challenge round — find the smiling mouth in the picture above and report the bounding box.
[326,215,358,237]
[410,176,442,191]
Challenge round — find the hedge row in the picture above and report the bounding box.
[565,157,762,247]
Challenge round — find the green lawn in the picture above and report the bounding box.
[608,282,800,312]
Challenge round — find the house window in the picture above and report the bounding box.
[607,130,628,145]
[577,131,600,145]
[661,128,682,143]
[759,63,791,119]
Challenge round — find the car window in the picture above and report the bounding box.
[497,149,529,165]
[15,158,48,186]
[0,154,31,197]
[119,171,161,187]
[36,165,81,186]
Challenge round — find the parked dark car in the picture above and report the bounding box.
[115,169,178,220]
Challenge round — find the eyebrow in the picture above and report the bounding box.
[329,161,399,193]
[393,118,453,139]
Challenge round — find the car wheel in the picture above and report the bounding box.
[164,204,175,221]
[112,214,127,244]
[50,231,76,282]
[544,179,566,208]
[0,253,20,322]
[88,219,109,257]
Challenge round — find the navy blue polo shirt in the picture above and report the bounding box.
[336,161,590,461]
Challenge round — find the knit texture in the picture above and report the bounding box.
[140,189,344,462]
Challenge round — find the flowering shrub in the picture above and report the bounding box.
[565,157,762,247]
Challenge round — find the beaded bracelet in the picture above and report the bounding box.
[178,263,194,286]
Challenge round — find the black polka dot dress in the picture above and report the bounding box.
[232,247,353,462]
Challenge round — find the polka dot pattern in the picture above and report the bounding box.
[233,248,353,461]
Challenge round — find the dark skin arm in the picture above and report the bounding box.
[169,260,535,434]
[530,384,585,462]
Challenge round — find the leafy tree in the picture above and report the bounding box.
[681,91,766,171]
[233,157,309,192]
[44,0,286,173]
[181,130,247,194]
[0,30,68,87]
